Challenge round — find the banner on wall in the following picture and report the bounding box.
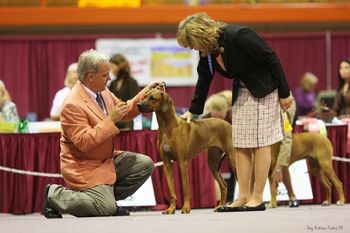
[96,38,199,86]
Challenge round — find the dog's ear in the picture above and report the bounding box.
[161,92,171,112]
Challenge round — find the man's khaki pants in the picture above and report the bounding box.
[277,100,297,166]
[48,152,154,217]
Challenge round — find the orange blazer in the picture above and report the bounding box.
[59,81,147,191]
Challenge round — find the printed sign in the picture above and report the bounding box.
[96,38,199,86]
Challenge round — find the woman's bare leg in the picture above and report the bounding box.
[229,148,252,207]
[246,146,271,206]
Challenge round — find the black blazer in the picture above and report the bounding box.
[189,24,290,115]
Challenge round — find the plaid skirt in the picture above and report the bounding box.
[231,88,283,148]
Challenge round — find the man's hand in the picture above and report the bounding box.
[181,111,193,123]
[280,94,294,112]
[146,81,166,92]
[109,102,127,124]
[271,166,283,183]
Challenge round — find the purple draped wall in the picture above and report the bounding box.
[1,32,350,120]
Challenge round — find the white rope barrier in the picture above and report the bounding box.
[0,156,348,178]
[0,165,62,178]
[0,161,166,178]
[154,161,164,167]
[332,156,350,163]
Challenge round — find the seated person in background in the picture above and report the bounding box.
[333,58,350,118]
[108,54,140,130]
[50,63,78,120]
[217,90,232,123]
[271,93,298,207]
[203,90,232,123]
[293,72,318,116]
[0,80,19,122]
[42,49,165,218]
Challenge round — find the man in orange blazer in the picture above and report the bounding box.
[42,49,164,218]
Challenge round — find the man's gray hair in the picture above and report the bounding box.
[77,49,109,81]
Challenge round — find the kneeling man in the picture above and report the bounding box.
[42,49,164,218]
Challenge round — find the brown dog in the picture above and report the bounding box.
[268,132,346,208]
[138,89,236,214]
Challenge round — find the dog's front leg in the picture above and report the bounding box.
[267,175,278,208]
[178,160,191,214]
[281,168,296,201]
[162,156,177,214]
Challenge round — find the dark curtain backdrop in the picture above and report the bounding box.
[330,32,350,88]
[1,32,350,120]
[264,33,328,91]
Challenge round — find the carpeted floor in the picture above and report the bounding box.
[1,204,349,233]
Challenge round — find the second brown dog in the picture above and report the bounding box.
[269,132,345,208]
[138,89,236,214]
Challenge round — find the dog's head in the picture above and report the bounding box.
[138,89,173,113]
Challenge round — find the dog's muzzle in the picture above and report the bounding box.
[137,103,150,113]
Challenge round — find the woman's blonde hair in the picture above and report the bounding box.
[0,80,11,102]
[300,72,318,91]
[64,63,78,88]
[177,12,226,56]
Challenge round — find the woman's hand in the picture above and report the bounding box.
[181,111,193,123]
[279,95,294,112]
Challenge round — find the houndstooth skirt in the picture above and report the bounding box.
[231,88,283,148]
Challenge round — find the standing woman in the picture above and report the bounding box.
[109,54,140,130]
[333,58,350,117]
[177,13,293,211]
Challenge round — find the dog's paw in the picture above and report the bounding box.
[321,200,331,206]
[267,202,277,208]
[181,207,191,214]
[162,208,175,214]
[214,205,223,212]
[336,200,345,206]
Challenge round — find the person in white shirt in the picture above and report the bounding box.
[50,63,78,120]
